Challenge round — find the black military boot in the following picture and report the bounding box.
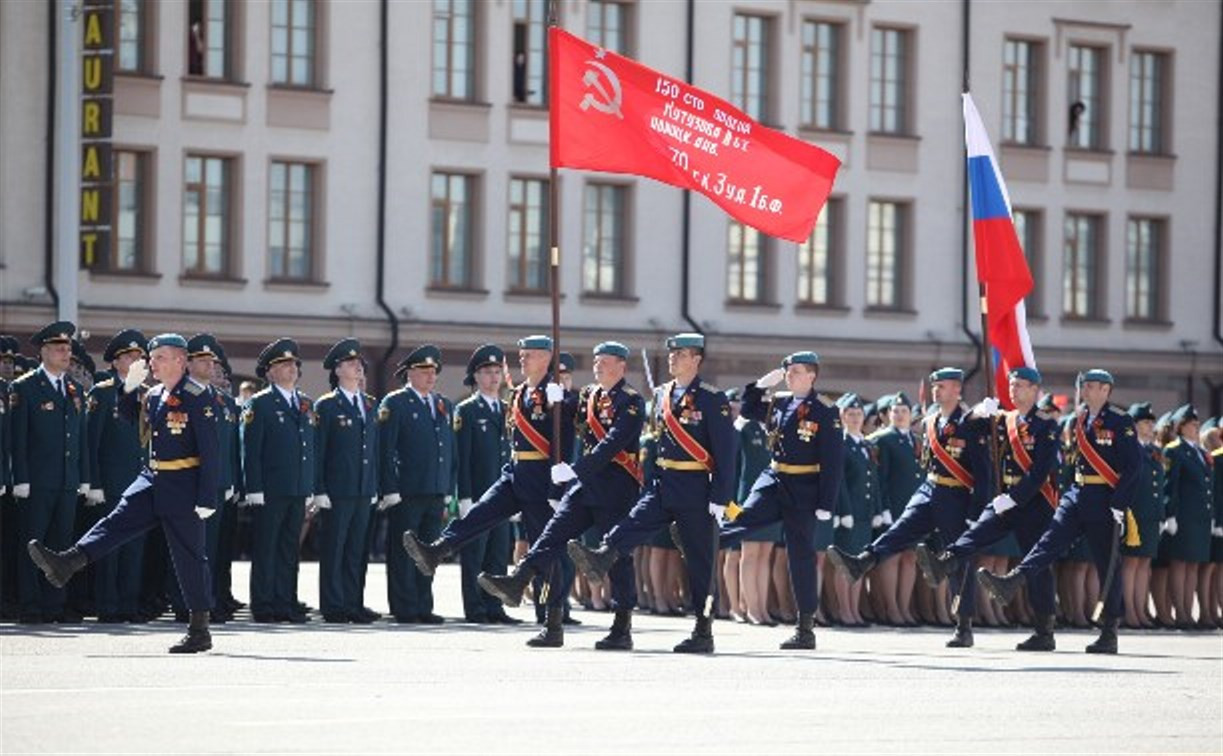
[567,540,617,582]
[1085,617,1119,655]
[526,605,564,648]
[594,609,633,651]
[477,565,537,608]
[780,612,816,650]
[27,541,87,589]
[915,544,959,589]
[977,567,1023,605]
[825,546,877,583]
[401,531,451,577]
[946,615,974,648]
[673,612,714,654]
[169,611,212,654]
[1016,614,1056,651]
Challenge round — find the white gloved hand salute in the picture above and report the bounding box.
[123,359,148,393]
[755,368,785,389]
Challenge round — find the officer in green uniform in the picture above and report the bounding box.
[0,336,16,619]
[456,344,520,624]
[832,393,882,626]
[84,330,148,622]
[378,345,457,624]
[1162,404,1214,628]
[867,391,924,626]
[209,348,244,619]
[241,338,316,623]
[1119,402,1164,628]
[10,322,90,623]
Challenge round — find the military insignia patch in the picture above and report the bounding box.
[378,406,391,423]
[453,415,463,431]
[242,408,254,425]
[87,396,98,413]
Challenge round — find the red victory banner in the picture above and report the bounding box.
[549,27,841,243]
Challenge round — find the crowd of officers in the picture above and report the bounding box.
[2,322,1219,655]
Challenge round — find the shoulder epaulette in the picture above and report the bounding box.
[622,384,639,396]
[12,371,36,385]
[817,393,835,408]
[183,381,205,396]
[252,387,273,399]
[1036,408,1060,421]
[1109,405,1127,416]
[457,394,480,408]
[384,388,406,399]
[298,392,312,403]
[866,427,889,441]
[94,377,116,389]
[1164,438,1183,450]
[699,383,723,396]
[1211,447,1223,458]
[317,391,337,403]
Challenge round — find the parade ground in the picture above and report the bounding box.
[2,562,1221,755]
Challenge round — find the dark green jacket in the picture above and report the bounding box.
[9,368,89,491]
[869,425,924,517]
[735,417,771,504]
[240,386,317,498]
[86,374,145,500]
[314,389,379,499]
[378,387,457,498]
[455,392,510,501]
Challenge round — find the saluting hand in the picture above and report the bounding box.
[123,359,148,393]
[755,368,785,389]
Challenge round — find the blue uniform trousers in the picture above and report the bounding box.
[214,498,239,604]
[459,521,512,620]
[17,488,77,616]
[387,494,444,618]
[92,497,145,617]
[169,489,224,613]
[318,497,371,616]
[947,501,1055,615]
[250,495,304,617]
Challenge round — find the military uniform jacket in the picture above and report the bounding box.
[241,386,317,498]
[314,390,379,499]
[741,384,843,512]
[868,426,924,516]
[1066,403,1141,512]
[921,404,993,513]
[652,377,737,507]
[994,406,1060,508]
[9,368,89,492]
[86,373,146,500]
[1,379,9,488]
[455,393,510,501]
[119,376,220,509]
[572,379,646,488]
[212,390,241,495]
[1164,437,1214,525]
[378,388,457,498]
[504,375,578,499]
[735,417,771,504]
[839,433,883,515]
[1132,442,1168,522]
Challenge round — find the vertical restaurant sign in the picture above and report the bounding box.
[80,0,115,268]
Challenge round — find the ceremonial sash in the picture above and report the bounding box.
[586,390,643,485]
[661,382,712,471]
[1005,411,1057,508]
[925,415,974,489]
[1074,414,1120,488]
[511,386,551,459]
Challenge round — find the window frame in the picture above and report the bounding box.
[582,181,631,298]
[1067,43,1109,151]
[731,12,773,124]
[726,220,771,305]
[585,0,633,57]
[511,0,549,107]
[432,0,478,101]
[182,152,237,279]
[865,199,910,310]
[107,147,153,274]
[869,26,911,135]
[1061,211,1106,320]
[266,159,322,283]
[1001,37,1044,146]
[428,170,479,290]
[799,18,844,132]
[797,196,843,307]
[269,0,320,89]
[1124,215,1167,322]
[506,175,551,294]
[1128,49,1171,155]
[1010,207,1045,318]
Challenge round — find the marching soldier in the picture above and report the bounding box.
[1162,404,1215,628]
[915,367,1061,650]
[478,341,646,649]
[979,369,1141,653]
[10,322,90,623]
[241,338,317,623]
[568,333,737,654]
[868,391,924,626]
[313,338,381,623]
[378,345,456,624]
[827,367,992,648]
[455,344,519,625]
[401,335,576,643]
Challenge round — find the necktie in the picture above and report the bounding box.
[426,393,435,420]
[57,377,65,397]
[351,392,363,422]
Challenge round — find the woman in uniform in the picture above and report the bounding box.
[1121,402,1164,629]
[832,393,881,626]
[1164,405,1214,628]
[735,389,776,625]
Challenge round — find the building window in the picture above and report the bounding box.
[112,151,148,271]
[583,183,627,296]
[1125,217,1164,321]
[1068,45,1105,150]
[433,0,476,99]
[512,0,547,105]
[1063,213,1102,318]
[188,0,232,79]
[586,0,630,56]
[1129,51,1168,154]
[727,221,767,303]
[798,198,841,306]
[430,172,475,288]
[1002,39,1040,145]
[508,177,549,292]
[800,20,841,130]
[183,154,232,277]
[866,200,906,308]
[268,162,315,280]
[731,14,770,122]
[271,0,315,87]
[869,27,909,134]
[116,0,148,73]
[1012,208,1043,317]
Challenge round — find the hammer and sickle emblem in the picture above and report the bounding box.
[580,51,623,119]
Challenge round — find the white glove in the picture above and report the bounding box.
[1110,508,1124,526]
[708,502,727,524]
[13,483,30,499]
[871,514,884,529]
[0,486,5,496]
[991,493,1018,514]
[551,463,577,485]
[378,493,401,511]
[839,515,854,529]
[123,359,148,393]
[313,494,331,510]
[970,397,1000,419]
[370,497,378,506]
[549,498,561,513]
[881,510,894,525]
[1211,526,1223,538]
[245,492,265,507]
[510,512,522,523]
[78,483,90,496]
[545,382,565,405]
[457,498,474,518]
[86,488,105,505]
[195,506,216,519]
[755,368,785,389]
[1162,517,1177,536]
[815,509,833,522]
[224,487,235,501]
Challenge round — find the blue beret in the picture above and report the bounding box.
[323,338,363,371]
[1169,403,1198,426]
[517,334,554,351]
[31,321,76,347]
[665,332,705,351]
[929,367,964,383]
[103,329,147,363]
[465,344,505,387]
[781,351,819,368]
[148,333,189,352]
[1009,366,1042,385]
[837,392,863,410]
[593,341,630,359]
[558,352,576,373]
[396,344,442,376]
[1127,402,1156,422]
[1079,369,1114,386]
[187,333,222,360]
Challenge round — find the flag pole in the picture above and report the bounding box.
[547,0,562,467]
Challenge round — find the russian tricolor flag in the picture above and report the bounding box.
[963,93,1036,408]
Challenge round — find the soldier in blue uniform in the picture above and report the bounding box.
[377,345,456,624]
[867,391,924,626]
[568,333,737,654]
[241,338,316,623]
[455,344,520,625]
[979,369,1141,654]
[827,367,992,647]
[313,338,381,623]
[84,329,148,622]
[478,341,645,649]
[915,367,1061,650]
[28,334,220,652]
[1162,404,1215,628]
[402,335,575,644]
[9,322,90,623]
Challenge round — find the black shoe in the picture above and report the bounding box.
[477,566,536,608]
[418,613,445,625]
[1016,614,1057,652]
[946,617,974,648]
[915,543,959,588]
[281,611,311,624]
[561,611,582,626]
[825,546,876,583]
[209,608,230,624]
[780,613,816,650]
[526,606,564,648]
[393,614,420,624]
[173,610,190,623]
[27,541,87,589]
[169,611,212,654]
[567,540,618,582]
[487,611,523,625]
[977,567,1023,605]
[348,609,378,624]
[322,612,351,623]
[251,612,279,623]
[674,613,714,654]
[56,608,84,624]
[1085,618,1119,654]
[17,613,44,625]
[594,609,633,651]
[401,531,450,577]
